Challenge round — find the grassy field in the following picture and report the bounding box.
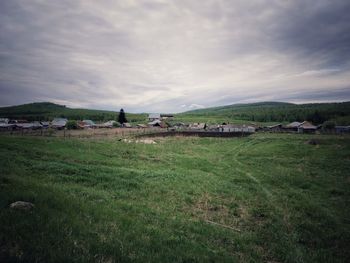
[0,133,349,262]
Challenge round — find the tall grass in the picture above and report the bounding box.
[0,134,349,262]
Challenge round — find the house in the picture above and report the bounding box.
[160,114,174,120]
[160,122,169,128]
[148,120,162,127]
[243,126,256,133]
[0,118,9,124]
[284,121,302,131]
[283,121,317,133]
[16,120,29,123]
[99,120,116,128]
[122,123,132,128]
[83,120,96,128]
[171,122,186,129]
[32,121,43,129]
[148,113,161,121]
[207,124,221,131]
[0,118,13,130]
[222,124,240,132]
[266,123,283,132]
[189,123,206,130]
[335,126,350,134]
[40,121,50,128]
[297,121,317,133]
[51,118,68,129]
[221,125,255,133]
[148,120,169,128]
[16,122,42,130]
[0,123,15,130]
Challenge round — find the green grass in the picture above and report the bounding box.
[0,134,349,262]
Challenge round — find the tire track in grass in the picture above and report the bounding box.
[228,136,306,262]
[230,137,274,199]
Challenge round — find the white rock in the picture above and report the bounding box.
[137,139,156,144]
[10,201,35,211]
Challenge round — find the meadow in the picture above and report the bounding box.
[0,133,349,262]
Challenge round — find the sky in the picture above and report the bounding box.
[1,0,350,113]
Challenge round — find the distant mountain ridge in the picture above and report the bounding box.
[1,101,349,124]
[180,101,350,124]
[0,102,146,122]
[184,101,294,113]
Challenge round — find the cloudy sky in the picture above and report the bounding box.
[1,0,350,113]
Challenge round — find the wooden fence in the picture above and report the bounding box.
[0,127,167,138]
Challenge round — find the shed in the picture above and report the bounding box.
[40,121,50,128]
[207,125,220,131]
[99,120,116,128]
[0,118,9,124]
[148,120,162,126]
[297,121,317,133]
[0,123,15,130]
[222,125,255,133]
[266,124,283,132]
[335,126,350,134]
[284,121,302,131]
[137,124,147,128]
[189,123,206,130]
[148,113,161,121]
[51,118,68,129]
[123,123,132,128]
[160,114,174,120]
[82,120,96,128]
[286,121,301,128]
[16,122,42,129]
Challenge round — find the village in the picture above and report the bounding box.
[0,113,349,136]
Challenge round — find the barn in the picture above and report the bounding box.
[297,121,317,133]
[148,113,161,121]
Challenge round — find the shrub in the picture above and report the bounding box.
[113,122,121,128]
[322,121,336,130]
[66,120,78,130]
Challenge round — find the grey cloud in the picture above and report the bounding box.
[272,0,350,67]
[1,0,350,113]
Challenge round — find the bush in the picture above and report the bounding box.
[322,121,336,130]
[113,122,121,128]
[66,120,78,130]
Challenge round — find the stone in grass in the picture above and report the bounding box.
[136,139,156,144]
[306,139,320,145]
[9,201,35,211]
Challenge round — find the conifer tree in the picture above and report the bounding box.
[118,108,127,124]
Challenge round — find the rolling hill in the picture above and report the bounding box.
[1,101,350,125]
[178,101,350,125]
[0,102,147,123]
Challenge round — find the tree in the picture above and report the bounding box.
[66,120,78,130]
[310,110,324,124]
[118,108,127,124]
[322,121,335,130]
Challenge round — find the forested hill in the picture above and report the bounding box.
[179,101,350,125]
[2,101,350,124]
[0,102,146,122]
